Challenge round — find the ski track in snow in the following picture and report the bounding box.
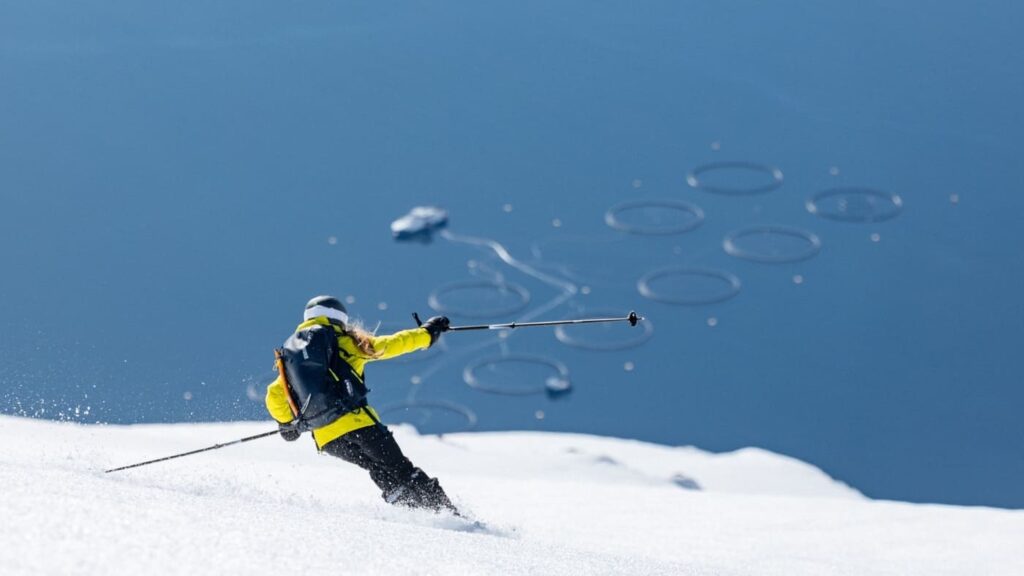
[2,416,1023,576]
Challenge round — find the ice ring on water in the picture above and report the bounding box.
[723,226,822,263]
[428,279,530,318]
[806,187,903,222]
[686,161,784,195]
[378,401,478,433]
[464,355,572,398]
[605,200,705,235]
[555,308,654,351]
[637,267,741,305]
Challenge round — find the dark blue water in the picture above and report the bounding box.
[2,1,1022,508]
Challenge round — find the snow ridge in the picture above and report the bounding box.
[1,416,1021,576]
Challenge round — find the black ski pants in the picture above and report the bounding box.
[322,423,456,513]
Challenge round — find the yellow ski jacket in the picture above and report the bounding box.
[265,316,432,449]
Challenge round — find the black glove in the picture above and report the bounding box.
[279,421,302,442]
[421,316,450,346]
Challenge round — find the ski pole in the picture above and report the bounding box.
[104,429,279,474]
[413,311,643,332]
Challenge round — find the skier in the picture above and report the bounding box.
[266,295,457,513]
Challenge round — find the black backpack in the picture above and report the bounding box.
[277,323,368,430]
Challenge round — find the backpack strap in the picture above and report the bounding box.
[361,404,389,434]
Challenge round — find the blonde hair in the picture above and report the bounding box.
[342,323,380,358]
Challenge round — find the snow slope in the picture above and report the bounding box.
[1,416,1021,575]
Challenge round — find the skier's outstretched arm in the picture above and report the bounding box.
[369,328,432,361]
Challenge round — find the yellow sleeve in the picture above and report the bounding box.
[265,374,296,424]
[369,328,432,361]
